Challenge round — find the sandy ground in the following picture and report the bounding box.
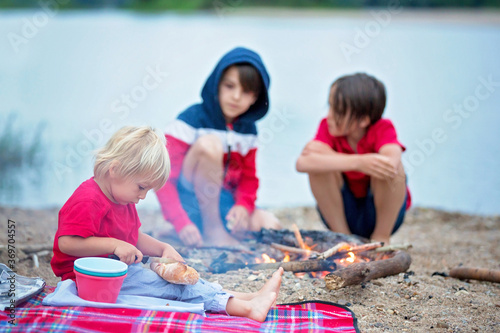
[0,205,499,332]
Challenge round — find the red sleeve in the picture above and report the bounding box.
[313,118,334,147]
[58,200,107,238]
[52,198,109,281]
[234,148,258,214]
[369,119,406,152]
[155,135,194,233]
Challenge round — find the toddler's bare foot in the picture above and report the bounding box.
[246,267,284,322]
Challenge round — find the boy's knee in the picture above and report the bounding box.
[308,171,343,188]
[372,171,406,190]
[192,135,224,160]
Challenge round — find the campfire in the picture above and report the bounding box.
[195,225,412,290]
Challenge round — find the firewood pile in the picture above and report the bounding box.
[173,226,413,289]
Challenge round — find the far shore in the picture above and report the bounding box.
[224,7,500,25]
[2,6,500,25]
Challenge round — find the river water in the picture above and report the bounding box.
[1,9,499,215]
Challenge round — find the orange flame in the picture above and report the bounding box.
[255,253,288,264]
[340,252,356,264]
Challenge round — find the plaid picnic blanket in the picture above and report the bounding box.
[1,286,359,332]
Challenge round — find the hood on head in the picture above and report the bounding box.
[201,47,270,127]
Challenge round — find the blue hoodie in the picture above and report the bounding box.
[179,46,270,133]
[156,47,271,233]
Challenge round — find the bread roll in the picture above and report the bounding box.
[150,262,199,285]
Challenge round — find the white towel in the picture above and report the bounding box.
[42,280,205,315]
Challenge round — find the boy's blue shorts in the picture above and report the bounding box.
[178,173,235,234]
[317,177,407,239]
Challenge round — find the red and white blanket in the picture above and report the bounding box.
[1,287,360,332]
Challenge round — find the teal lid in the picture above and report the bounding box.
[74,257,128,276]
[74,265,127,277]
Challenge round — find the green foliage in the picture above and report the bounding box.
[0,0,499,9]
[0,113,46,199]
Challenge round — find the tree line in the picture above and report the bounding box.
[1,0,499,9]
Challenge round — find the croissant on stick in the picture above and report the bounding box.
[150,262,199,285]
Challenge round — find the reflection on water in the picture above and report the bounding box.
[0,112,46,204]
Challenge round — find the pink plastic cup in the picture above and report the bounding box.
[74,269,126,303]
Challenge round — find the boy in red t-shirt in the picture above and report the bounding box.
[296,73,411,245]
[156,47,281,248]
[51,126,283,321]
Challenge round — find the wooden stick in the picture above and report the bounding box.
[213,259,336,274]
[291,224,306,249]
[325,250,411,290]
[271,243,319,256]
[343,242,383,254]
[449,267,500,283]
[317,242,351,260]
[374,243,413,252]
[319,242,384,260]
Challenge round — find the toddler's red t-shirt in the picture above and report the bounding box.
[51,178,141,281]
[313,118,411,209]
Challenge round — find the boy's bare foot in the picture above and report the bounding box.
[204,231,240,247]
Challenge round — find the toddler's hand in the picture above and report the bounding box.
[179,224,203,247]
[114,241,143,265]
[160,243,185,262]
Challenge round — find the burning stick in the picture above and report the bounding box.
[316,242,350,260]
[212,259,336,274]
[271,243,319,256]
[449,267,500,283]
[317,242,383,260]
[325,250,412,290]
[291,224,306,249]
[374,243,413,253]
[336,242,383,256]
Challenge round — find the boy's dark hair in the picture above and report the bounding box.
[224,63,263,96]
[330,73,386,126]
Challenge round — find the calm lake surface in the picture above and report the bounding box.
[1,9,500,215]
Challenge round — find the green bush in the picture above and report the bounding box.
[0,112,46,201]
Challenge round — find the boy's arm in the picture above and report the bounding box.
[233,148,258,214]
[136,232,184,262]
[156,135,196,233]
[58,235,142,265]
[378,143,403,170]
[296,140,398,179]
[296,140,359,173]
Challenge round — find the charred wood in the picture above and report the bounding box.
[212,259,336,274]
[325,250,411,290]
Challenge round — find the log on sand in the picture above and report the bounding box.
[325,250,412,290]
[449,267,500,283]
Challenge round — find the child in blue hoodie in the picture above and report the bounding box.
[156,47,281,247]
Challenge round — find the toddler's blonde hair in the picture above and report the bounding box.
[94,126,170,190]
